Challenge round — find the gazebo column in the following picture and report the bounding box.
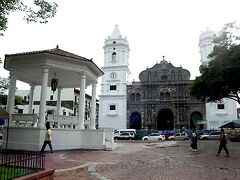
[56,88,62,115]
[39,68,49,128]
[90,83,97,129]
[7,71,16,115]
[28,84,35,114]
[78,74,86,129]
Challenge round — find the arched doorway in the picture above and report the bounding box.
[157,109,174,130]
[130,112,142,129]
[190,112,203,130]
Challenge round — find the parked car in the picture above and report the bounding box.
[114,132,135,140]
[229,133,240,142]
[168,132,189,141]
[160,130,176,140]
[142,133,165,141]
[114,129,136,139]
[200,131,221,140]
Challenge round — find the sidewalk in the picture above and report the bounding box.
[45,141,240,180]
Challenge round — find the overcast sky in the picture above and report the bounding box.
[1,0,240,95]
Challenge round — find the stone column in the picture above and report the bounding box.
[78,74,86,129]
[39,68,49,128]
[28,84,35,114]
[6,71,16,115]
[90,83,97,129]
[56,88,62,115]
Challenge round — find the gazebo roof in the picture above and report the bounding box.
[4,47,104,88]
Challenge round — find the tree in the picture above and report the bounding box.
[0,76,10,95]
[190,22,240,104]
[0,0,58,36]
[0,94,26,105]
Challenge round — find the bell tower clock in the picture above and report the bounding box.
[99,25,131,129]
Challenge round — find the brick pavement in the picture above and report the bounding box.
[46,140,240,180]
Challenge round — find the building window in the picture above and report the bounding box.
[110,85,117,90]
[112,52,116,62]
[166,92,170,100]
[178,75,182,80]
[50,95,53,100]
[217,104,225,109]
[18,109,23,114]
[110,105,116,110]
[130,93,135,101]
[160,92,164,100]
[136,93,141,101]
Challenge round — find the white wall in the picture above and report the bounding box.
[99,96,127,129]
[206,99,237,129]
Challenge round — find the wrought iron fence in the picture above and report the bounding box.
[0,149,45,180]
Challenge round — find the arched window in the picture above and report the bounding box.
[136,93,141,101]
[130,93,135,101]
[166,92,170,100]
[160,92,165,100]
[178,75,182,80]
[112,52,116,62]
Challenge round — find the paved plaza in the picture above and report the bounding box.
[44,140,240,180]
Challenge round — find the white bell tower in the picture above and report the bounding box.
[199,29,237,129]
[199,30,215,65]
[99,25,130,129]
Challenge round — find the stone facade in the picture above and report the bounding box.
[127,58,206,130]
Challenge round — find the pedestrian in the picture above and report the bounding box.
[216,128,229,157]
[40,121,53,153]
[191,129,198,152]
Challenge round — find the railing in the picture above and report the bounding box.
[47,114,78,129]
[0,149,45,180]
[11,114,38,127]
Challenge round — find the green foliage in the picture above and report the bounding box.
[0,95,7,105]
[15,95,26,105]
[0,95,26,105]
[0,0,58,36]
[190,22,240,104]
[0,76,10,95]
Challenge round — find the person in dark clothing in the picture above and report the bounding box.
[216,128,229,157]
[191,129,198,151]
[41,121,53,153]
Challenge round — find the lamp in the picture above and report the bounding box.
[51,73,59,93]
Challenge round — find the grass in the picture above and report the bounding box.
[0,166,36,180]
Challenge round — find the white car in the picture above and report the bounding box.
[200,131,221,140]
[142,133,165,141]
[114,132,135,140]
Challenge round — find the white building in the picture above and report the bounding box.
[199,30,237,129]
[99,25,131,129]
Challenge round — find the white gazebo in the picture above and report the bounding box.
[3,47,115,151]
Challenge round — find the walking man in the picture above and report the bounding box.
[41,121,53,153]
[216,128,229,157]
[191,129,198,152]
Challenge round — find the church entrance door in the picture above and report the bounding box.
[130,112,142,129]
[157,109,174,130]
[190,112,203,130]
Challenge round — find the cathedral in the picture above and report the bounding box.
[99,25,206,130]
[127,58,206,130]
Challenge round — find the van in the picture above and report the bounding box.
[114,129,136,139]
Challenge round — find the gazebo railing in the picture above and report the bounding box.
[11,114,38,127]
[47,114,78,129]
[10,114,78,129]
